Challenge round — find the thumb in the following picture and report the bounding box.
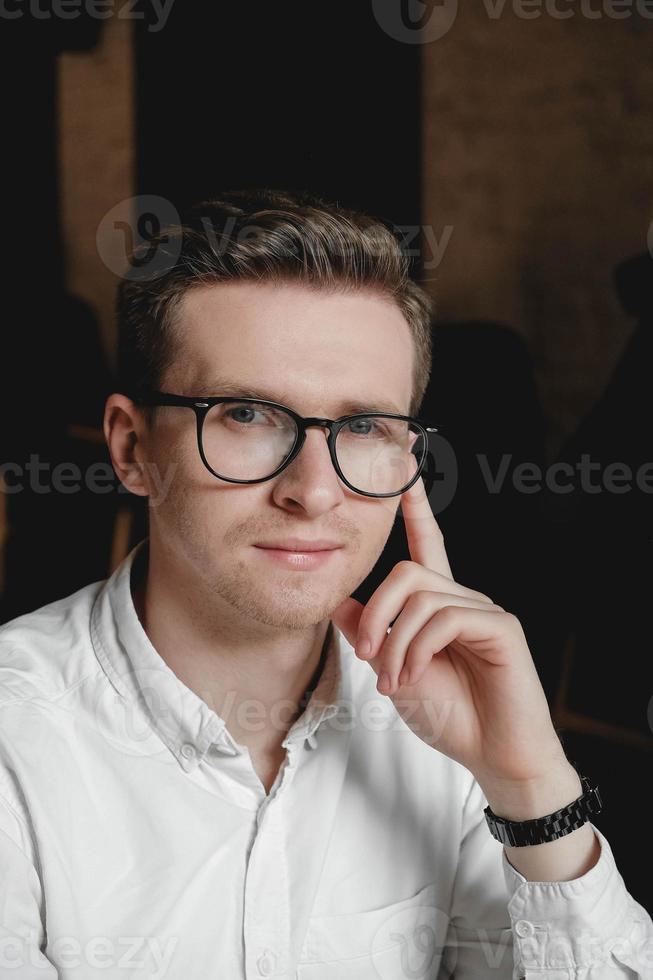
[330,596,364,650]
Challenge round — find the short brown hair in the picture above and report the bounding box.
[115,188,434,420]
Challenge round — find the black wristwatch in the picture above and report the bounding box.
[484,774,603,847]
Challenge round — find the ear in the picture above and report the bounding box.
[103,393,149,497]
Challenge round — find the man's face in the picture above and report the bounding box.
[139,280,415,632]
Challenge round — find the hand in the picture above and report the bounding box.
[331,475,569,793]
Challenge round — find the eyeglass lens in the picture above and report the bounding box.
[200,401,425,495]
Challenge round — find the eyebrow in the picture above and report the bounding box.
[187,378,406,416]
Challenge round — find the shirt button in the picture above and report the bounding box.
[180,743,196,760]
[257,950,275,976]
[515,919,534,938]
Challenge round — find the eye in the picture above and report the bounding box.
[226,405,266,425]
[346,418,373,435]
[342,417,391,438]
[216,403,291,428]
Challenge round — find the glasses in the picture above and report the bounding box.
[136,391,440,498]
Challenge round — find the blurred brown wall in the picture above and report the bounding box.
[58,17,134,374]
[422,7,653,455]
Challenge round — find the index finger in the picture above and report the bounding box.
[400,474,453,578]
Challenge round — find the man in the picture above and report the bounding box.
[0,189,650,978]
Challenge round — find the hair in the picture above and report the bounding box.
[115,188,434,423]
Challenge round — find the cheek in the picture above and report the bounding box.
[144,431,199,510]
[355,506,398,564]
[373,498,402,541]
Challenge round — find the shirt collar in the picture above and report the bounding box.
[90,538,351,772]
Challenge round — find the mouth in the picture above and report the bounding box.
[254,539,344,552]
[252,543,342,570]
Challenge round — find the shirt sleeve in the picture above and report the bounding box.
[502,824,653,978]
[439,776,653,979]
[0,793,59,979]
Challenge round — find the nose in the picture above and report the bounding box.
[270,424,345,515]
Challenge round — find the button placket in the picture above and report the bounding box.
[244,793,291,979]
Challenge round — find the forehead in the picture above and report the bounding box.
[170,281,415,415]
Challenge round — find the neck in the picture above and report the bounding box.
[130,539,332,757]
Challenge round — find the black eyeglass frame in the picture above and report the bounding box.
[136,391,440,499]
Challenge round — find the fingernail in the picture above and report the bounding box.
[357,636,371,658]
[378,671,390,692]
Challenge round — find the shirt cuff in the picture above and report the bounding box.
[501,824,635,973]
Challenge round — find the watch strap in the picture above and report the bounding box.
[484,774,603,847]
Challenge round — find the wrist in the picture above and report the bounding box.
[479,760,582,822]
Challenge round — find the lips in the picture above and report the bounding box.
[253,544,340,569]
[255,539,343,552]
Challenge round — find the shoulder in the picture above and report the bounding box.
[0,578,106,708]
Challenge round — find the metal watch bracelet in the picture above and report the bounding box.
[484,774,603,847]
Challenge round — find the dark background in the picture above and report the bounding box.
[1,1,651,909]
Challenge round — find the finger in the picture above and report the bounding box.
[379,606,524,695]
[400,474,453,579]
[373,592,504,693]
[358,564,496,661]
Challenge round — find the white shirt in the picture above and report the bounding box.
[0,538,650,980]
